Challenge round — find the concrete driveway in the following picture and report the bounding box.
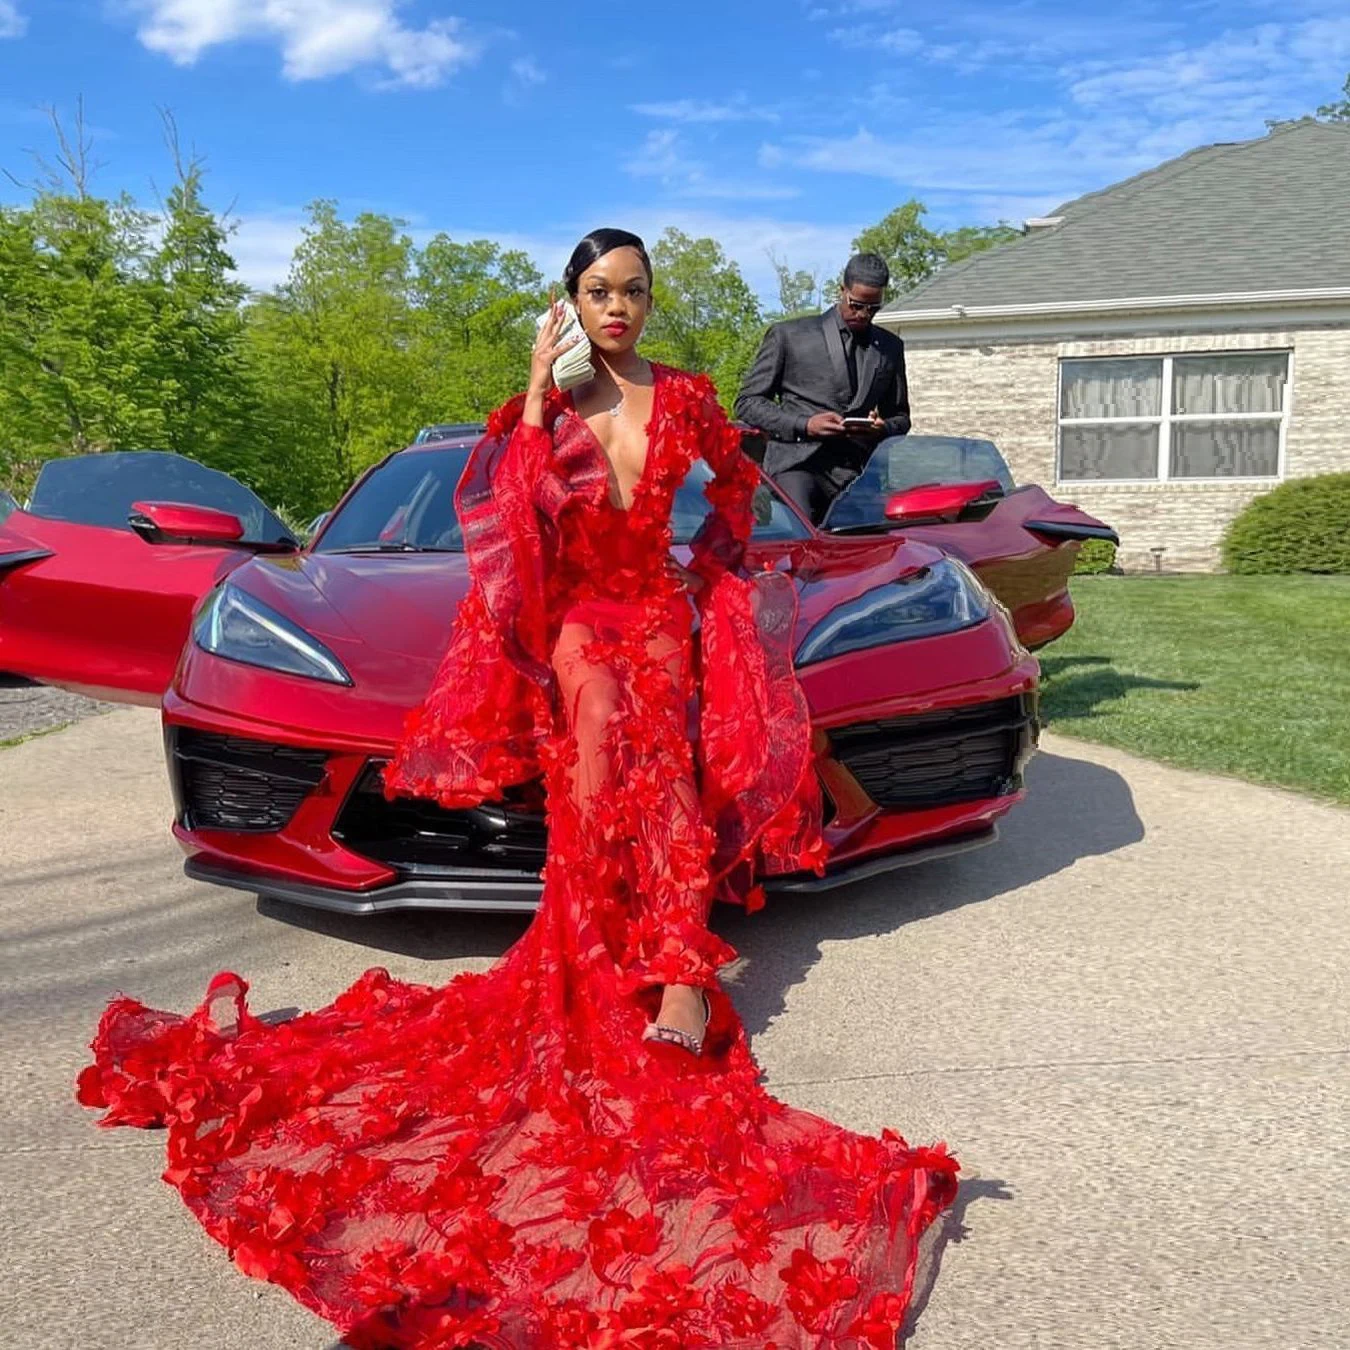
[1,708,1346,1349]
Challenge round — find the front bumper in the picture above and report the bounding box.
[163,641,1039,915]
[184,824,1000,916]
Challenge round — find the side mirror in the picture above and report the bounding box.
[129,500,247,545]
[884,479,1005,526]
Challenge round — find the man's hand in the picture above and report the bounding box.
[805,411,846,438]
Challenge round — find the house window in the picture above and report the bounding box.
[1058,351,1289,482]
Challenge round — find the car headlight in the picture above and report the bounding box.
[795,559,990,666]
[193,583,353,685]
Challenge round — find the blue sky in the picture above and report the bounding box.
[1,0,1348,301]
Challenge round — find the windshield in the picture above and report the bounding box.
[315,448,468,553]
[671,459,809,545]
[316,449,810,554]
[0,488,15,525]
[28,452,294,545]
[824,435,1016,530]
[414,423,485,445]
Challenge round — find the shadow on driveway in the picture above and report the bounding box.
[257,747,1144,1044]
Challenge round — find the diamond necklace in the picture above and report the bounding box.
[603,359,649,417]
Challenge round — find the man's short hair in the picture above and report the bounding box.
[843,253,890,292]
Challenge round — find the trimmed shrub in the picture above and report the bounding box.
[1222,474,1350,574]
[1073,538,1117,575]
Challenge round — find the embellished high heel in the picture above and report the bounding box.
[643,990,712,1057]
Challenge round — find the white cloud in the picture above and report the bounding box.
[819,2,1182,74]
[0,0,26,38]
[766,14,1350,213]
[632,96,779,124]
[829,24,922,55]
[807,0,905,17]
[625,129,799,202]
[503,55,544,104]
[124,0,478,87]
[1067,18,1350,122]
[227,209,308,291]
[509,56,544,87]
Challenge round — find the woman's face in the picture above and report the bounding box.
[572,246,652,357]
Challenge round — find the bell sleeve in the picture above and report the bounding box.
[686,379,828,901]
[382,399,558,809]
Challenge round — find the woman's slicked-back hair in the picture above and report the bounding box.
[563,229,653,297]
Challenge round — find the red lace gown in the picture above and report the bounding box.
[78,366,958,1348]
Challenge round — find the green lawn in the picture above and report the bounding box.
[1038,575,1350,805]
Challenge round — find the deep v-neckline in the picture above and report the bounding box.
[568,364,661,515]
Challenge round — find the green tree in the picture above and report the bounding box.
[851,199,1020,295]
[144,122,257,481]
[411,235,544,421]
[768,252,822,319]
[0,107,265,497]
[939,221,1021,264]
[642,228,763,405]
[1316,72,1350,122]
[851,199,946,292]
[0,189,165,489]
[243,201,421,513]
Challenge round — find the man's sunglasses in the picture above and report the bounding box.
[841,293,884,316]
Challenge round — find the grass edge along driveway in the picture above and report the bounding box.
[1039,575,1350,806]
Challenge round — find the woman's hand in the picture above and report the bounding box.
[666,558,706,594]
[528,297,585,398]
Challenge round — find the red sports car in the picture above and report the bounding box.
[0,435,1114,915]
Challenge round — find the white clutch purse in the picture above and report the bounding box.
[535,300,595,393]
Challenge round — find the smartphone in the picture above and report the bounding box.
[842,416,876,433]
[535,300,594,392]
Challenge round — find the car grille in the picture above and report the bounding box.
[335,765,547,874]
[169,728,329,833]
[828,695,1036,810]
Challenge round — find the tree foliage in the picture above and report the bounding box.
[0,135,769,515]
[642,229,762,409]
[851,198,1019,295]
[1,114,1019,518]
[1316,72,1350,123]
[768,253,824,320]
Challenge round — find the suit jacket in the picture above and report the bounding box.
[733,309,910,476]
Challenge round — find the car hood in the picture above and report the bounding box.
[224,551,469,694]
[196,533,1010,747]
[237,536,953,666]
[750,533,949,633]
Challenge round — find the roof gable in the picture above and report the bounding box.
[888,120,1350,315]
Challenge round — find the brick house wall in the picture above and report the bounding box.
[898,319,1350,571]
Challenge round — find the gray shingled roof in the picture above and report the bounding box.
[885,120,1350,314]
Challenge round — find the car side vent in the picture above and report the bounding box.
[334,763,548,874]
[829,695,1036,810]
[169,727,329,833]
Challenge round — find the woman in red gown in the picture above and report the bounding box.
[78,230,958,1348]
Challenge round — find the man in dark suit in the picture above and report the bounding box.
[734,253,909,522]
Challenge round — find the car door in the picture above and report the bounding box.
[0,452,295,703]
[824,436,1117,649]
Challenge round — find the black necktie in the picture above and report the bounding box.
[843,330,858,400]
